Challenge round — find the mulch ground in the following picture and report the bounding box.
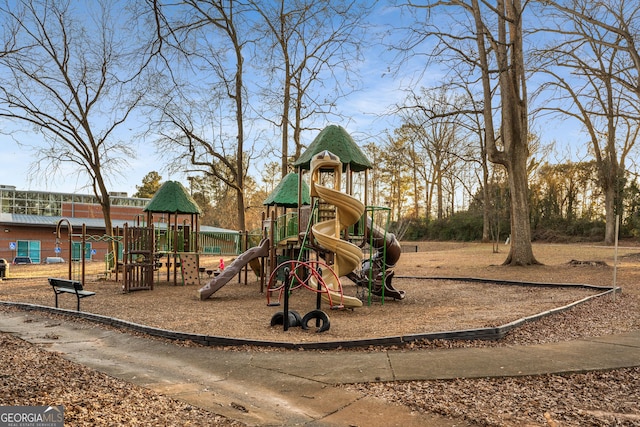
[2,241,639,344]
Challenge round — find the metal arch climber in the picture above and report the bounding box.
[266,259,344,309]
[267,260,341,333]
[55,218,123,285]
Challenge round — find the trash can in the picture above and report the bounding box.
[0,259,7,279]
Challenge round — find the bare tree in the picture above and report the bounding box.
[393,123,426,218]
[251,0,371,178]
[455,78,492,242]
[399,87,465,220]
[0,0,150,246]
[401,0,537,264]
[538,0,640,97]
[534,43,639,244]
[0,7,18,58]
[534,0,640,245]
[379,132,414,220]
[470,0,537,265]
[398,73,492,239]
[428,67,496,242]
[147,0,252,230]
[363,142,384,207]
[260,161,281,194]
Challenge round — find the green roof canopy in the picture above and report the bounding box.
[143,180,201,214]
[293,125,373,172]
[263,173,310,208]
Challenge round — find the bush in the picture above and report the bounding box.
[401,210,608,243]
[403,211,484,242]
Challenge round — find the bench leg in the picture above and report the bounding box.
[55,293,59,308]
[76,296,80,311]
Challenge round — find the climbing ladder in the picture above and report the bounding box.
[122,223,154,292]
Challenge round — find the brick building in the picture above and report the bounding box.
[0,185,150,263]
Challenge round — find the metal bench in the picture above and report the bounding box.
[48,278,96,311]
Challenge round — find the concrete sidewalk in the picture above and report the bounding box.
[1,308,639,426]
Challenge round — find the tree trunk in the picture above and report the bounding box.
[481,150,491,243]
[503,147,538,265]
[481,185,490,242]
[471,0,538,265]
[236,186,246,232]
[233,22,246,231]
[281,77,290,179]
[436,168,443,219]
[281,32,291,179]
[603,184,616,246]
[95,176,116,256]
[412,152,420,217]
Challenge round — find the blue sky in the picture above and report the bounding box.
[0,1,584,197]
[0,2,420,196]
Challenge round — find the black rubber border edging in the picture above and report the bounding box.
[0,276,621,350]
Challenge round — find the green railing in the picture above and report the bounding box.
[274,212,300,243]
[105,251,115,271]
[199,231,242,255]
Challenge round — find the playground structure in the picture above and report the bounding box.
[142,181,201,288]
[115,180,245,292]
[50,181,243,293]
[49,127,404,326]
[53,218,123,287]
[53,217,157,292]
[198,125,406,332]
[113,216,244,292]
[198,238,269,299]
[262,151,405,309]
[50,126,405,335]
[349,214,405,302]
[289,125,405,306]
[305,150,366,308]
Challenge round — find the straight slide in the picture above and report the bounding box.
[198,238,270,300]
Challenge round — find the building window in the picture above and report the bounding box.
[0,187,148,217]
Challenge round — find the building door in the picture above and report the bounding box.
[16,240,41,263]
[72,242,92,261]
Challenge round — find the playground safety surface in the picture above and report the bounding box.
[0,248,627,346]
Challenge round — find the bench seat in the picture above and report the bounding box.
[48,278,96,311]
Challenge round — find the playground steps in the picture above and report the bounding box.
[316,200,336,222]
[97,270,112,280]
